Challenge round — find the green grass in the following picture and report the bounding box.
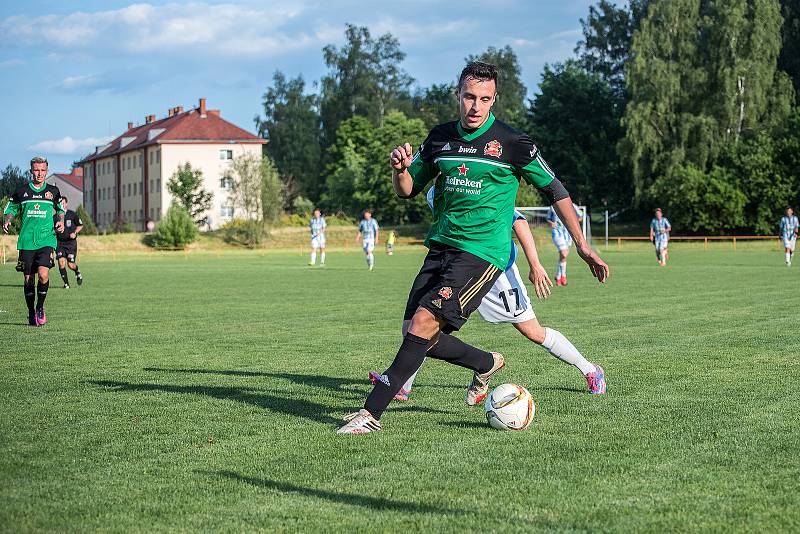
[1,244,798,532]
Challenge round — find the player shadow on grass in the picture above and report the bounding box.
[91,380,451,425]
[207,470,465,516]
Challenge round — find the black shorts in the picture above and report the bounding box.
[17,247,55,275]
[56,240,78,262]
[403,241,502,333]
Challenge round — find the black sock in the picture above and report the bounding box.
[59,267,69,285]
[365,333,429,419]
[24,283,36,313]
[36,280,49,310]
[72,266,81,277]
[427,333,494,373]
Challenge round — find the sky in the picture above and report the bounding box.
[0,0,605,174]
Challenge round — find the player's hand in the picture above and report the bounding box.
[70,233,76,239]
[576,244,609,283]
[390,143,413,171]
[528,263,552,299]
[55,221,65,233]
[2,220,9,234]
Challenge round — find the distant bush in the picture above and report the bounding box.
[221,218,264,248]
[277,213,356,227]
[292,196,314,217]
[149,203,198,249]
[75,204,98,235]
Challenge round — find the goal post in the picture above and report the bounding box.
[515,206,592,245]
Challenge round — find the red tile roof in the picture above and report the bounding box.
[51,169,84,191]
[78,104,266,163]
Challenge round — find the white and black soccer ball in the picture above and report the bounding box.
[484,383,535,431]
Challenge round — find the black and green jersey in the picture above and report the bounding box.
[407,112,567,269]
[4,182,64,251]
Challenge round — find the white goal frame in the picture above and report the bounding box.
[515,206,590,243]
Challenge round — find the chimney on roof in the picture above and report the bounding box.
[175,106,183,114]
[73,167,83,177]
[127,121,133,130]
[146,114,156,124]
[167,108,173,117]
[199,97,207,118]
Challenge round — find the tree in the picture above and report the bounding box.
[528,61,627,209]
[622,0,792,204]
[254,71,322,201]
[467,46,527,128]
[228,153,284,246]
[75,204,98,235]
[410,83,457,129]
[1,164,29,198]
[167,163,213,226]
[778,0,800,94]
[150,203,198,249]
[320,25,413,146]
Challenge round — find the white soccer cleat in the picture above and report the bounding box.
[337,409,382,434]
[466,352,505,406]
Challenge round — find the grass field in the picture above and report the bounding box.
[1,242,799,532]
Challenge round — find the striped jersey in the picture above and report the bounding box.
[650,217,671,237]
[426,186,524,271]
[408,112,560,270]
[3,181,65,250]
[547,204,582,241]
[780,215,798,240]
[359,219,379,241]
[310,216,326,238]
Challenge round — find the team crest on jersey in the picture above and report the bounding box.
[438,286,453,300]
[45,191,53,200]
[484,140,503,157]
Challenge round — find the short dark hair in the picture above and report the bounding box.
[458,61,499,91]
[655,207,662,213]
[61,197,69,203]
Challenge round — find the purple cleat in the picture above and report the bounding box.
[35,308,46,327]
[585,364,606,394]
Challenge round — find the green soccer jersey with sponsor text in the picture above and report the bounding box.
[4,182,64,250]
[407,112,558,269]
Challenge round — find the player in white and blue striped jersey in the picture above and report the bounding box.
[780,207,799,266]
[357,210,379,270]
[309,208,327,266]
[368,186,606,400]
[649,208,671,266]
[547,203,583,286]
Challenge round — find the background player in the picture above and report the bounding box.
[547,203,583,286]
[386,230,396,255]
[370,187,605,401]
[650,208,671,266]
[779,207,798,266]
[2,156,64,326]
[56,196,84,288]
[309,208,327,266]
[356,210,379,270]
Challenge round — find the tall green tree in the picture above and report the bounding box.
[467,46,527,127]
[779,0,800,94]
[410,83,457,129]
[528,61,626,209]
[255,71,322,201]
[320,25,413,146]
[167,162,214,226]
[1,164,29,198]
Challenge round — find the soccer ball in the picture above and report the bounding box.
[484,383,535,431]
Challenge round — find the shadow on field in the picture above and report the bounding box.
[208,470,464,516]
[439,421,488,430]
[91,380,454,425]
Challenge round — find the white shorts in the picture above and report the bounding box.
[551,232,572,251]
[477,263,535,324]
[783,237,796,250]
[311,235,326,249]
[363,240,375,253]
[655,236,669,251]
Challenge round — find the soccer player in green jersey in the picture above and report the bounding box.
[338,62,609,434]
[3,156,65,326]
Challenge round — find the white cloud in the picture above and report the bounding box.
[30,136,114,155]
[0,2,314,58]
[0,58,25,67]
[57,74,99,90]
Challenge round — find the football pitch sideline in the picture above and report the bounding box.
[1,246,798,532]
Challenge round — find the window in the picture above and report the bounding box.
[220,176,233,190]
[156,179,161,192]
[133,183,137,196]
[219,149,233,160]
[156,150,160,164]
[139,154,143,167]
[219,205,234,219]
[150,179,154,192]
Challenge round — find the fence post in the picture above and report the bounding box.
[704,237,708,251]
[733,237,737,251]
[604,210,608,248]
[617,237,621,250]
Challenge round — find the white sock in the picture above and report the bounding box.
[560,261,567,278]
[542,327,595,375]
[368,253,374,267]
[555,262,562,279]
[310,251,316,264]
[320,252,326,264]
[787,252,791,263]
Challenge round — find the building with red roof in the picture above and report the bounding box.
[48,167,84,208]
[77,97,267,231]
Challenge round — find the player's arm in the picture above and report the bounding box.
[513,135,608,283]
[53,190,65,233]
[391,136,436,199]
[3,192,20,234]
[649,224,655,242]
[513,218,552,299]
